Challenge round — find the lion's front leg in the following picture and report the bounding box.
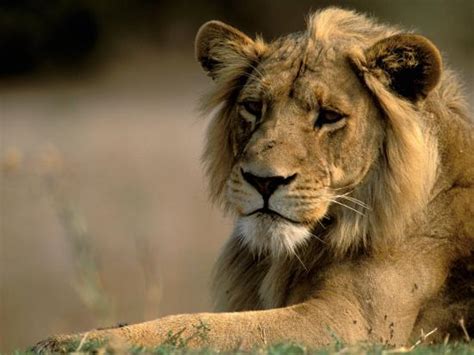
[33,313,247,353]
[32,307,322,352]
[32,304,354,353]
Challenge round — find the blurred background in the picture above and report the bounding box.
[0,0,472,352]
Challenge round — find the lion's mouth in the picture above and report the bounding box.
[246,208,302,225]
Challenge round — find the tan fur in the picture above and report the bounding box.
[34,8,473,352]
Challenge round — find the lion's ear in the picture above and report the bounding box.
[195,21,265,81]
[364,34,442,102]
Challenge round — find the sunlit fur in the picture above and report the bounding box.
[201,8,441,258]
[199,9,472,329]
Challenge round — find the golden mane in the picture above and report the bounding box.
[200,8,458,257]
[205,8,470,311]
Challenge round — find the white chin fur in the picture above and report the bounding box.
[235,215,311,258]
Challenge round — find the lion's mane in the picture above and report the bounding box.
[199,8,472,313]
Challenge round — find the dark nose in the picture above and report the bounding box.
[241,169,296,200]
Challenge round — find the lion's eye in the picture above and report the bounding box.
[239,100,263,123]
[314,109,346,129]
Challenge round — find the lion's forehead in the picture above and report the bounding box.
[265,34,306,67]
[264,33,349,68]
[250,35,357,101]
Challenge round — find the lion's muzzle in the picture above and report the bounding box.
[241,169,296,205]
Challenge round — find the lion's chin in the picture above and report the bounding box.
[235,214,311,258]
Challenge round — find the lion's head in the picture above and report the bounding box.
[196,8,441,258]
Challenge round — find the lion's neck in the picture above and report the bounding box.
[212,232,333,311]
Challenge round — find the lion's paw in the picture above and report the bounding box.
[31,333,106,354]
[31,335,76,353]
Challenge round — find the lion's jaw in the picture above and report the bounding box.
[236,215,311,257]
[226,164,331,257]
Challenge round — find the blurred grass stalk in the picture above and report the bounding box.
[133,232,163,319]
[40,144,114,325]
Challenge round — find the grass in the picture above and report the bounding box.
[22,325,474,355]
[20,338,474,354]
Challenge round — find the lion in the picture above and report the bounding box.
[34,7,473,352]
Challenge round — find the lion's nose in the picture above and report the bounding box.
[241,169,296,200]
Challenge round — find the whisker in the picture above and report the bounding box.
[325,198,366,216]
[328,186,351,191]
[316,219,327,230]
[293,251,308,272]
[308,231,327,244]
[337,195,370,210]
[329,190,370,209]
